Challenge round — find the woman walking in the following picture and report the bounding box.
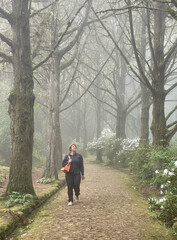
[62,144,85,206]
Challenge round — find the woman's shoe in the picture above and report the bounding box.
[75,196,79,203]
[68,201,73,206]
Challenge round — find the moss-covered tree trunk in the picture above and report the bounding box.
[6,0,35,195]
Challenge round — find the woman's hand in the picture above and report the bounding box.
[82,175,85,180]
[68,158,72,163]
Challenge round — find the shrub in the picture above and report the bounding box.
[149,159,177,232]
[5,192,34,207]
[129,144,155,180]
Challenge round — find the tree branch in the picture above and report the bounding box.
[127,0,154,93]
[0,33,14,50]
[127,101,141,115]
[60,45,115,113]
[33,0,89,71]
[91,6,154,94]
[166,123,177,143]
[60,60,80,106]
[0,7,12,24]
[0,51,12,63]
[165,82,177,95]
[166,105,177,121]
[30,0,60,18]
[163,38,177,68]
[167,120,177,129]
[59,0,92,58]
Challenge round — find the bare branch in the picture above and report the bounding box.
[60,60,80,106]
[30,0,60,18]
[166,105,177,121]
[127,0,154,93]
[91,6,154,93]
[127,101,141,114]
[104,108,117,118]
[60,46,115,113]
[60,51,77,71]
[166,123,177,143]
[0,7,12,24]
[74,78,117,111]
[165,82,177,95]
[167,120,177,128]
[0,51,12,63]
[0,33,14,50]
[163,38,177,68]
[33,0,89,71]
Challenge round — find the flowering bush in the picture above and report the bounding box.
[87,128,114,154]
[116,137,140,167]
[88,128,140,167]
[149,162,177,229]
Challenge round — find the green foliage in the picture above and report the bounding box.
[37,177,54,184]
[129,145,155,180]
[5,192,34,207]
[104,136,122,164]
[148,146,177,234]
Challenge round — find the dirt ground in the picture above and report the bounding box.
[0,167,57,197]
[9,164,171,240]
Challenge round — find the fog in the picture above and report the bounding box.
[0,0,177,168]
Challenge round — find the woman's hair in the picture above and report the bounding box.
[68,144,77,151]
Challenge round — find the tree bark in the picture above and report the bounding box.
[42,53,62,179]
[116,55,127,139]
[150,2,167,147]
[139,9,151,142]
[96,78,102,162]
[6,0,35,195]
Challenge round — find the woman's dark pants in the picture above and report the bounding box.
[65,173,81,202]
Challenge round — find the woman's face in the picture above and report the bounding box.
[71,144,77,152]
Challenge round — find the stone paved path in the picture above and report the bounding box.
[10,164,171,240]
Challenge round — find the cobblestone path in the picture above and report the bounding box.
[11,164,171,240]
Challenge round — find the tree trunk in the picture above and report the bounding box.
[42,54,62,179]
[96,78,102,162]
[140,84,151,142]
[151,2,167,147]
[116,106,127,139]
[6,0,35,195]
[116,55,127,139]
[151,91,167,146]
[139,11,151,143]
[82,96,87,157]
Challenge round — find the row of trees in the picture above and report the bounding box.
[0,0,177,194]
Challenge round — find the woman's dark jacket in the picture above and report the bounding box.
[62,153,84,176]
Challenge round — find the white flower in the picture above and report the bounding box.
[161,184,164,189]
[175,161,177,167]
[155,170,159,174]
[163,169,168,175]
[169,171,174,176]
[156,197,167,203]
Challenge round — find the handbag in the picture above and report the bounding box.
[61,155,71,173]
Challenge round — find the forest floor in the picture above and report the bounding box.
[7,161,172,240]
[0,167,57,197]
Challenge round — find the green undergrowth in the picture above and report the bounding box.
[0,165,9,183]
[0,179,66,240]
